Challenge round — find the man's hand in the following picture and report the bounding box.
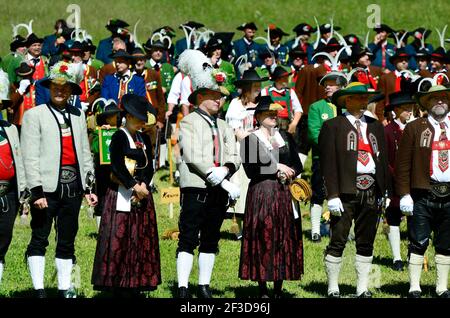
[18,79,31,95]
[400,194,414,216]
[85,194,98,207]
[206,166,229,186]
[288,122,297,135]
[156,121,164,129]
[33,198,48,210]
[328,197,344,217]
[220,179,240,201]
[165,110,173,119]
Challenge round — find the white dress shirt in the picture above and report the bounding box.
[428,115,450,182]
[344,112,376,174]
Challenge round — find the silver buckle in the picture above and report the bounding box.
[60,166,77,184]
[356,174,375,190]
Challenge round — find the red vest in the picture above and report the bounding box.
[0,138,15,180]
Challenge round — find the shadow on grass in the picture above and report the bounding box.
[224,284,297,299]
[372,255,396,268]
[87,232,99,240]
[302,281,355,297]
[379,282,436,298]
[164,280,227,298]
[1,287,88,298]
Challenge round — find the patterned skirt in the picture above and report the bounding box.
[91,187,161,290]
[239,179,303,282]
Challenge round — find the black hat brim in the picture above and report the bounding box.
[40,78,82,95]
[188,87,224,105]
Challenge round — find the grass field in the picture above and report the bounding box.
[0,155,442,299]
[2,0,450,55]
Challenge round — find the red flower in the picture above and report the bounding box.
[135,141,144,149]
[59,65,69,73]
[215,73,225,84]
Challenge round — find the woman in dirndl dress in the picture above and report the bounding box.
[239,95,303,298]
[91,94,161,297]
[225,70,268,238]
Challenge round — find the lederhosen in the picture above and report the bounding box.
[0,127,18,263]
[26,106,83,261]
[326,122,380,258]
[177,109,229,256]
[408,122,450,256]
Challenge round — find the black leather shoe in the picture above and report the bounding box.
[178,287,191,298]
[437,290,450,298]
[393,260,404,271]
[35,289,47,298]
[328,291,340,298]
[408,291,421,298]
[198,285,213,298]
[357,291,372,298]
[312,233,322,243]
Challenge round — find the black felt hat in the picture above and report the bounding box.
[292,23,314,36]
[121,94,157,121]
[234,69,269,87]
[25,33,44,47]
[237,22,258,31]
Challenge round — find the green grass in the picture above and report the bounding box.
[2,0,449,55]
[0,155,442,298]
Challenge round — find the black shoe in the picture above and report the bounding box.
[35,289,47,298]
[393,260,404,271]
[437,290,450,298]
[58,289,77,298]
[178,287,191,298]
[408,291,421,298]
[311,233,321,243]
[198,285,213,298]
[357,291,372,298]
[328,291,340,298]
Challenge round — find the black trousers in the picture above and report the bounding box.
[408,193,450,256]
[311,159,326,205]
[0,191,17,263]
[326,187,379,257]
[26,183,83,261]
[177,187,229,255]
[386,205,403,226]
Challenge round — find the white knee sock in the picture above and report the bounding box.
[310,204,323,236]
[55,258,73,290]
[408,253,424,292]
[388,226,402,262]
[96,216,101,230]
[325,254,342,294]
[28,256,45,290]
[198,253,215,285]
[177,252,194,288]
[355,254,373,296]
[0,262,3,285]
[435,254,450,295]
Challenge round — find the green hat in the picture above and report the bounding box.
[415,85,450,108]
[331,82,379,108]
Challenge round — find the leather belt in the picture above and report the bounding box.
[356,174,376,190]
[429,180,450,199]
[0,180,11,197]
[60,166,78,184]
